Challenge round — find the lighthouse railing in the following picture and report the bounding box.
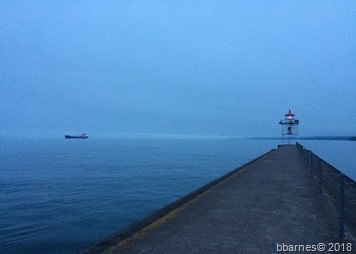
[296,143,356,239]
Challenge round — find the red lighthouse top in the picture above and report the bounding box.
[285,110,295,120]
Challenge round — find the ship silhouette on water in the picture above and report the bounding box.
[64,133,88,139]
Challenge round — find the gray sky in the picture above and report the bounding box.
[1,1,355,138]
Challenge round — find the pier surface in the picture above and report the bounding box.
[82,145,354,254]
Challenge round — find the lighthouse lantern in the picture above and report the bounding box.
[285,110,295,120]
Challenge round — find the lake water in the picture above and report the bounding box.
[0,137,355,254]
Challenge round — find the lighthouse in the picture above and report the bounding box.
[279,110,299,144]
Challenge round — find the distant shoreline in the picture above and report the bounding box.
[246,136,356,141]
[0,134,355,141]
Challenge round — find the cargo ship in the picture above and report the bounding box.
[64,133,88,139]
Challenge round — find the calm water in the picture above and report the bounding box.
[0,137,355,254]
[298,140,356,180]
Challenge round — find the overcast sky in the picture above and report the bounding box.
[1,1,355,138]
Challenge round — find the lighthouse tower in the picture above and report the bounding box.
[279,110,299,144]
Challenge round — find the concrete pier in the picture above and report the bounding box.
[81,145,355,254]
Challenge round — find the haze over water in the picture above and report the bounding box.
[1,1,355,138]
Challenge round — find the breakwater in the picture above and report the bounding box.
[296,142,356,238]
[80,144,355,254]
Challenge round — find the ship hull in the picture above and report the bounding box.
[65,135,88,139]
